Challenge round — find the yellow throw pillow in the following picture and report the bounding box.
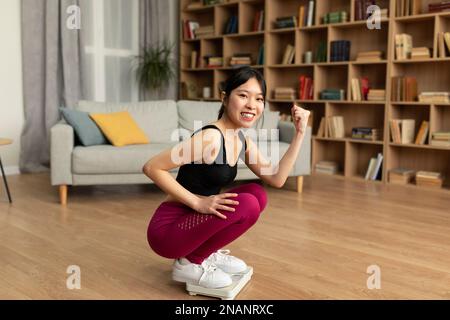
[89,111,149,147]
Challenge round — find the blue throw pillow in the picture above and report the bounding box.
[59,108,108,146]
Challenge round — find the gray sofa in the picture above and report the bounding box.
[51,100,311,204]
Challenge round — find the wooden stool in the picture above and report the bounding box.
[0,138,13,203]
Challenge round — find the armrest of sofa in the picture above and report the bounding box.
[50,120,74,186]
[279,121,311,176]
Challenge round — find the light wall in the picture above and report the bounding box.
[0,0,23,175]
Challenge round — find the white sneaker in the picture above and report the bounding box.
[206,249,248,274]
[172,258,232,289]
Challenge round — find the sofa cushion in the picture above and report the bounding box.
[59,108,108,146]
[77,100,178,143]
[72,143,178,174]
[90,111,149,146]
[177,100,221,138]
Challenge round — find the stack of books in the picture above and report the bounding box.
[437,32,450,57]
[367,89,386,101]
[418,92,450,103]
[195,25,215,38]
[253,10,264,31]
[315,41,327,62]
[351,127,380,141]
[298,1,316,27]
[230,54,252,67]
[356,0,388,19]
[351,77,370,101]
[322,11,348,24]
[389,119,416,144]
[316,116,345,138]
[224,16,238,34]
[391,76,418,101]
[415,171,444,188]
[320,89,345,100]
[204,55,223,68]
[274,87,296,100]
[428,1,450,12]
[183,20,200,40]
[395,34,413,60]
[274,16,297,29]
[396,0,422,16]
[414,120,429,145]
[298,75,314,100]
[281,44,295,64]
[356,50,384,62]
[388,168,415,185]
[365,153,383,181]
[330,40,351,62]
[431,131,450,147]
[315,161,339,175]
[411,47,431,59]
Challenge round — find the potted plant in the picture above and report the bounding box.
[135,41,176,98]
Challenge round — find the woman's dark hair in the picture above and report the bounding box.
[217,66,267,120]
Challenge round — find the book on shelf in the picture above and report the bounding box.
[230,53,252,67]
[298,75,314,100]
[351,127,380,141]
[428,1,450,13]
[322,11,348,24]
[356,0,388,20]
[274,16,297,29]
[415,171,444,188]
[204,55,223,68]
[190,50,199,68]
[315,41,327,63]
[195,25,215,38]
[367,89,386,101]
[414,120,429,145]
[355,50,384,62]
[351,77,370,101]
[410,47,431,60]
[437,32,450,58]
[274,87,296,100]
[224,15,238,34]
[396,0,422,16]
[395,34,413,60]
[320,89,345,101]
[430,131,450,147]
[281,44,295,65]
[306,0,315,27]
[315,161,339,175]
[389,119,415,144]
[186,1,203,10]
[203,0,223,5]
[315,116,344,138]
[183,20,200,40]
[253,10,264,32]
[331,40,351,62]
[365,152,383,181]
[257,44,264,65]
[391,76,418,101]
[388,168,415,185]
[418,92,450,103]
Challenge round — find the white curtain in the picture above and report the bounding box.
[79,0,139,103]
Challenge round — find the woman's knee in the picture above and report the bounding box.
[245,182,268,212]
[234,192,261,224]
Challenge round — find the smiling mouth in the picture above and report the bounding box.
[240,112,255,120]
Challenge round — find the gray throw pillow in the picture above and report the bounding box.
[59,108,108,146]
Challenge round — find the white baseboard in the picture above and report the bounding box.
[0,166,20,176]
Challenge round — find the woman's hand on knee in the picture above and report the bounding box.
[193,193,240,220]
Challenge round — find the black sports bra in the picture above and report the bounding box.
[175,124,247,196]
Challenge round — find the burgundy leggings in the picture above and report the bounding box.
[147,182,267,264]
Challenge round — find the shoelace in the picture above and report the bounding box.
[198,260,219,285]
[210,249,233,263]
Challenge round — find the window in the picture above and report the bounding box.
[80,0,139,103]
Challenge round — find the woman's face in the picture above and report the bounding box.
[224,77,265,128]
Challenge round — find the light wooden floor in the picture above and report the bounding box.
[0,173,450,299]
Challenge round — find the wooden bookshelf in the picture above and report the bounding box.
[180,0,450,192]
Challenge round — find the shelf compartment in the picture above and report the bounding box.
[180,41,201,69]
[393,16,435,59]
[353,0,391,21]
[312,139,346,176]
[316,0,351,25]
[297,28,328,63]
[328,102,385,140]
[349,63,387,101]
[390,104,430,143]
[329,21,389,62]
[200,38,223,68]
[430,104,450,141]
[180,70,214,100]
[215,3,239,36]
[223,33,264,67]
[345,142,384,180]
[239,0,265,33]
[266,29,296,65]
[266,66,314,100]
[387,145,450,190]
[268,0,312,30]
[182,9,216,40]
[315,64,348,100]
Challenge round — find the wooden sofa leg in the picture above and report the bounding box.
[59,185,68,205]
[296,176,303,193]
